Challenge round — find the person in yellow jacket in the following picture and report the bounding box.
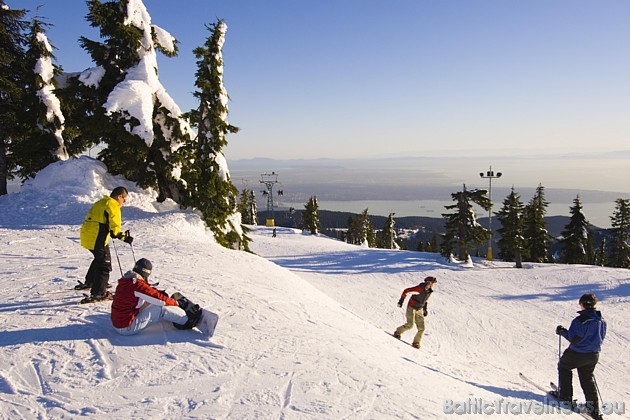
[78,186,133,302]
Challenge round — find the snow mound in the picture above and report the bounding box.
[0,157,179,227]
[0,158,628,418]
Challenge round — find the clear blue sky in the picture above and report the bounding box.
[15,1,630,183]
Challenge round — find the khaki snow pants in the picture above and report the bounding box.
[395,306,426,346]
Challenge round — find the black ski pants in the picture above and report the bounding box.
[86,245,112,297]
[558,348,600,413]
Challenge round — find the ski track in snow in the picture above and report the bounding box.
[2,221,629,418]
[1,158,629,419]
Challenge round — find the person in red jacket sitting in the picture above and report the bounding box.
[111,258,199,335]
[393,276,437,349]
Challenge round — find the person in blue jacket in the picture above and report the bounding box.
[555,293,606,420]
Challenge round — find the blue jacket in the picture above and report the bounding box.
[561,309,606,353]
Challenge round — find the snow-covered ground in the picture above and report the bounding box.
[0,157,628,419]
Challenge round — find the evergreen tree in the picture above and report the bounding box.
[559,195,593,264]
[595,237,608,267]
[12,16,68,180]
[358,208,376,247]
[440,229,455,259]
[496,187,526,268]
[237,188,257,225]
[430,231,440,253]
[185,19,246,249]
[65,0,191,202]
[301,196,320,234]
[608,198,630,268]
[346,210,375,246]
[523,184,551,263]
[441,184,491,262]
[0,2,29,195]
[346,215,359,245]
[377,212,398,249]
[586,229,596,266]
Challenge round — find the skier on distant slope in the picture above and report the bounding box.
[393,276,437,349]
[78,186,133,303]
[554,293,606,420]
[110,258,204,335]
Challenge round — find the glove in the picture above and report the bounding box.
[423,308,428,317]
[123,230,133,244]
[397,297,404,308]
[556,325,567,335]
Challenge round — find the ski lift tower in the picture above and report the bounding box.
[260,172,279,227]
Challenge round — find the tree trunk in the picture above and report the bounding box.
[515,252,523,268]
[0,142,8,196]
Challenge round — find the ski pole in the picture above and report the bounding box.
[557,333,562,395]
[593,374,603,404]
[130,241,136,262]
[111,237,124,277]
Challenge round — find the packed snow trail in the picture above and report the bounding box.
[1,158,628,418]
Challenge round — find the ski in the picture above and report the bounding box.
[39,281,119,296]
[518,373,593,419]
[79,293,114,304]
[37,288,82,295]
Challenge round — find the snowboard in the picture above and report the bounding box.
[386,331,419,349]
[171,292,219,339]
[197,308,219,338]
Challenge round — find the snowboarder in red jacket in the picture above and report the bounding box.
[111,258,201,335]
[393,276,437,349]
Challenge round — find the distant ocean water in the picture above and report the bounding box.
[7,169,617,228]
[277,199,617,229]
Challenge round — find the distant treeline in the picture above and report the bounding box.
[259,209,577,234]
[257,209,612,260]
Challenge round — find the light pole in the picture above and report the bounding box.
[479,166,502,261]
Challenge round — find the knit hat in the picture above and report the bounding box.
[133,258,152,279]
[424,276,437,283]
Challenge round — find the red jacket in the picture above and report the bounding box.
[400,283,433,310]
[111,271,179,328]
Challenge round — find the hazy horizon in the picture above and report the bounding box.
[228,155,629,228]
[228,154,630,195]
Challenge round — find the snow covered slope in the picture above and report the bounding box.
[0,157,628,419]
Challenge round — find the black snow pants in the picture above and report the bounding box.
[86,244,112,297]
[558,348,600,414]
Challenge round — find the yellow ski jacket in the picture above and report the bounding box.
[80,195,123,250]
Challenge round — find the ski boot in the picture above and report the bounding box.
[80,291,113,304]
[74,281,91,290]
